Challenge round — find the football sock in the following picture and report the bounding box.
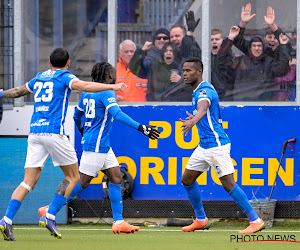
[229,184,259,222]
[47,194,67,220]
[66,182,83,203]
[109,183,123,222]
[4,199,21,224]
[184,182,206,220]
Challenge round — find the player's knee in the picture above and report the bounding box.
[79,180,90,189]
[20,182,33,192]
[109,175,121,184]
[181,177,194,186]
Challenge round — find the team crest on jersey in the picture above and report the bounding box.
[107,97,116,103]
[198,89,207,98]
[41,70,55,78]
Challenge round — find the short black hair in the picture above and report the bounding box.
[91,62,114,83]
[50,48,69,68]
[183,57,203,71]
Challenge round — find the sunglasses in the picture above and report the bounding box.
[155,36,170,41]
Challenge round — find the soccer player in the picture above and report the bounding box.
[38,62,160,234]
[179,57,264,234]
[0,48,127,241]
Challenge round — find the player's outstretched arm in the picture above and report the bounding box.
[108,105,160,140]
[138,124,160,140]
[71,79,127,92]
[0,84,30,98]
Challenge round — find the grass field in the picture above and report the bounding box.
[1,222,300,250]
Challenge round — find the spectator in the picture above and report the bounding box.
[130,42,183,101]
[222,26,290,101]
[170,11,201,63]
[130,28,170,81]
[273,58,296,101]
[141,28,170,71]
[211,29,236,100]
[235,4,292,61]
[116,40,148,102]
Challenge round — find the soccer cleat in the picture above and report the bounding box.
[239,219,265,234]
[181,218,210,232]
[39,215,62,239]
[112,221,140,234]
[38,205,49,217]
[0,218,16,241]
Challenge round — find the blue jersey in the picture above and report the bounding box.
[192,81,230,149]
[75,90,119,153]
[26,69,78,135]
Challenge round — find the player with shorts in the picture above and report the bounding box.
[0,48,127,241]
[180,57,265,234]
[38,62,160,234]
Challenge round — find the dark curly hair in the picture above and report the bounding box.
[91,62,114,83]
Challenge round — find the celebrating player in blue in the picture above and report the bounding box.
[180,57,264,234]
[38,62,160,234]
[0,48,127,241]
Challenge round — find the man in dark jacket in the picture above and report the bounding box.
[220,26,290,101]
[136,28,170,79]
[170,11,201,64]
[210,29,236,101]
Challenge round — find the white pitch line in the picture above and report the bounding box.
[13,228,300,233]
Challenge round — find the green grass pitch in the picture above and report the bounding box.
[1,222,300,250]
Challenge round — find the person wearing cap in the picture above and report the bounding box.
[129,28,170,80]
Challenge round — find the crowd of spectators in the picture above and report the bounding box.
[114,3,296,102]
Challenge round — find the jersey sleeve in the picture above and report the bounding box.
[63,72,79,90]
[103,91,139,130]
[26,78,36,93]
[196,87,212,106]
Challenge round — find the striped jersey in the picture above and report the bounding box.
[26,69,78,135]
[192,81,230,149]
[75,90,118,153]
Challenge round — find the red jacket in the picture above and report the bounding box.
[116,58,148,102]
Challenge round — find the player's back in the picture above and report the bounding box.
[193,81,230,149]
[79,90,115,153]
[26,69,77,135]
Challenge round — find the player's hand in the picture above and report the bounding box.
[116,95,125,102]
[185,111,194,120]
[138,124,160,140]
[114,82,128,92]
[180,118,195,136]
[185,10,200,32]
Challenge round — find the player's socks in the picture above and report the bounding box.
[4,199,21,224]
[109,183,123,221]
[66,183,83,203]
[184,182,206,220]
[47,194,67,220]
[229,184,259,222]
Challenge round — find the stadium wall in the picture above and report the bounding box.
[0,105,299,223]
